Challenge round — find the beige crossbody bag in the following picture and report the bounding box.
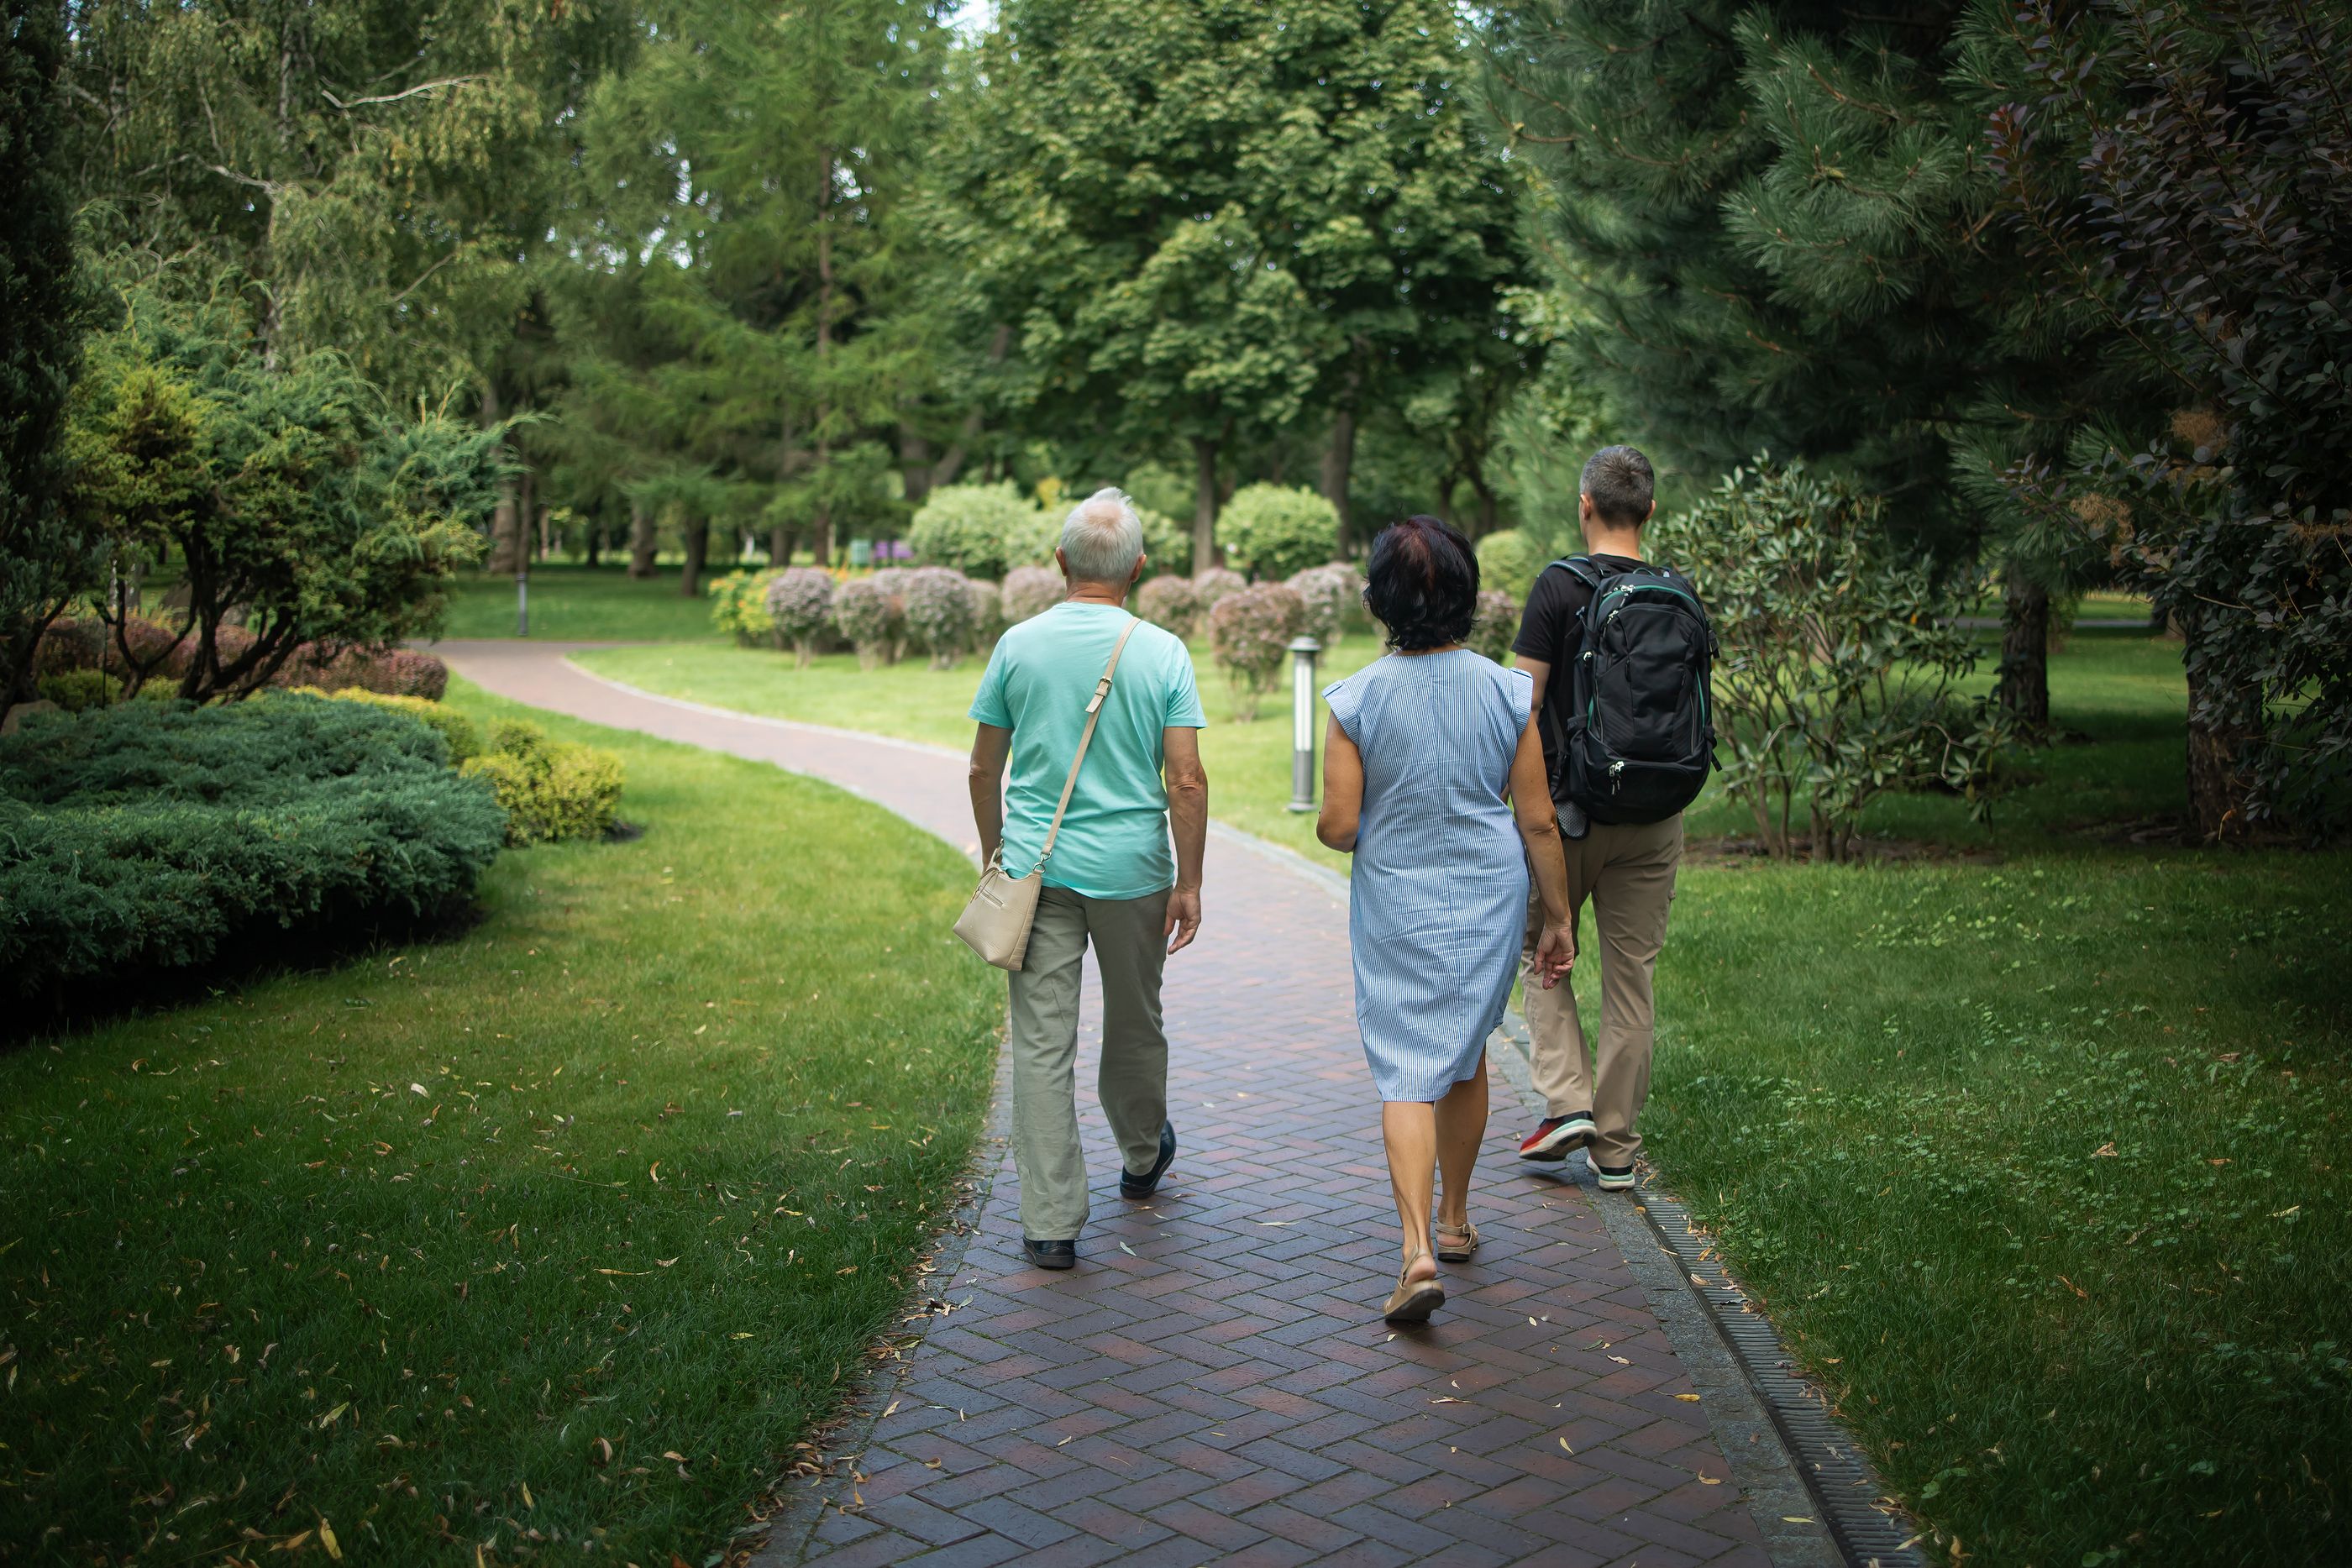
[953,616,1142,971]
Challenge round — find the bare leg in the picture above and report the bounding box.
[1379,1100,1439,1285]
[1433,1055,1488,1235]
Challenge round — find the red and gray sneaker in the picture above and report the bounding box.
[1518,1111,1595,1162]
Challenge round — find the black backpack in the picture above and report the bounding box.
[1544,556,1715,824]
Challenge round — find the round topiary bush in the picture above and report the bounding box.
[709,569,780,645]
[1191,566,1246,614]
[1468,588,1520,663]
[832,576,903,669]
[1001,564,1063,625]
[1475,529,1545,603]
[902,566,981,669]
[907,482,1046,580]
[1216,485,1340,580]
[965,578,1003,646]
[869,569,913,663]
[1136,575,1201,639]
[764,567,837,666]
[1287,563,1365,646]
[1210,583,1305,721]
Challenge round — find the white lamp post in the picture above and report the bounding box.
[1287,636,1321,812]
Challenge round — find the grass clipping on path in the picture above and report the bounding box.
[0,677,1001,1564]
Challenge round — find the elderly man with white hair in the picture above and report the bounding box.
[967,487,1210,1269]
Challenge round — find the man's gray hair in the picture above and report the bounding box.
[1058,486,1147,583]
[1581,444,1656,526]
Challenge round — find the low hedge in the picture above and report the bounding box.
[459,718,624,846]
[0,697,505,1002]
[295,686,480,763]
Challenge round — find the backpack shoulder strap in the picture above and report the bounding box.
[1541,555,1605,593]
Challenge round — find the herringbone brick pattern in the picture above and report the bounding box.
[441,643,1770,1568]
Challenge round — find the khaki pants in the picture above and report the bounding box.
[1520,814,1682,1168]
[1005,884,1171,1240]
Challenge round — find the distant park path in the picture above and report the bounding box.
[438,640,1801,1568]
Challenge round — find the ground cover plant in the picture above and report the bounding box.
[0,697,505,1012]
[0,679,1002,1564]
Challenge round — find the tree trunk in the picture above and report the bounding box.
[2184,656,2260,843]
[900,426,934,507]
[1321,407,1357,551]
[482,384,524,573]
[769,524,796,567]
[584,518,601,569]
[1996,574,2051,739]
[1192,437,1221,570]
[680,517,709,598]
[627,501,659,578]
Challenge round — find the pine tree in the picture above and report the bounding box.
[1487,1,2136,728]
[1,0,98,716]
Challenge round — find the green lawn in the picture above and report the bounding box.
[437,564,727,643]
[576,623,2352,1561]
[0,677,1000,1565]
[575,632,1390,872]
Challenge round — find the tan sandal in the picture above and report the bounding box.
[1383,1253,1445,1323]
[1432,1219,1479,1263]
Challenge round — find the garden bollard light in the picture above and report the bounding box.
[1287,636,1321,812]
[516,566,529,637]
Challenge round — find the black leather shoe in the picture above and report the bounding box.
[1120,1121,1178,1199]
[1022,1237,1077,1270]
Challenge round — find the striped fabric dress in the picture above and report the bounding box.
[1323,651,1534,1102]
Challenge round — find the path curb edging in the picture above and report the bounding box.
[1490,1014,1924,1568]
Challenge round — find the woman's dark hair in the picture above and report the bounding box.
[1363,514,1480,652]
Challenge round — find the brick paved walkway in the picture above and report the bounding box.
[441,642,1779,1568]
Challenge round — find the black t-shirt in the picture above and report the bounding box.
[1509,552,1647,770]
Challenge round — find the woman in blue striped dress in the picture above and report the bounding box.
[1319,516,1577,1323]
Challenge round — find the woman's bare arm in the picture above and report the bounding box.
[1509,715,1577,985]
[1316,715,1362,852]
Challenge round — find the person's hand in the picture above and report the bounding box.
[1164,884,1202,955]
[1532,920,1576,989]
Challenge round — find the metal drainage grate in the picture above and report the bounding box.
[1637,1191,1927,1568]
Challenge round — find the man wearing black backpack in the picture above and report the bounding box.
[1509,447,1714,1191]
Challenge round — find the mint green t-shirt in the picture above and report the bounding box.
[969,603,1206,900]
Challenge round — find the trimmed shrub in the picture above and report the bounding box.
[0,697,506,1001]
[1191,566,1247,614]
[1475,529,1546,603]
[1216,485,1340,580]
[1468,590,1520,663]
[279,644,450,700]
[459,718,625,847]
[38,668,122,713]
[832,576,904,668]
[1210,584,1304,721]
[1001,564,1063,625]
[965,578,1004,646]
[297,687,480,763]
[709,569,780,644]
[35,616,448,700]
[1287,564,1365,646]
[902,567,980,668]
[764,568,837,666]
[907,482,1047,580]
[1136,575,1202,639]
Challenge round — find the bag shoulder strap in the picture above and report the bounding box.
[1036,616,1142,868]
[1542,554,1605,593]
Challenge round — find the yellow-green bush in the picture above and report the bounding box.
[37,669,123,713]
[296,686,480,763]
[460,717,625,845]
